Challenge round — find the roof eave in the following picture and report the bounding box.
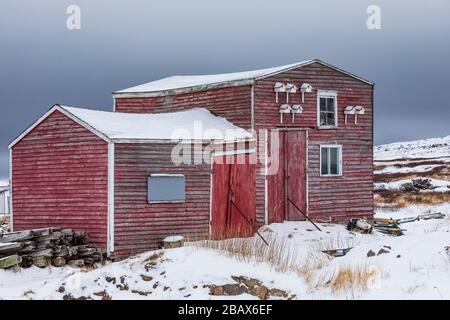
[8,104,112,150]
[113,79,255,98]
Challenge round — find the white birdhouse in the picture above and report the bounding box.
[284,83,297,103]
[344,106,355,125]
[279,104,292,124]
[274,82,286,103]
[354,106,365,124]
[300,83,313,103]
[291,104,303,122]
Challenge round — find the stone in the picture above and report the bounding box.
[269,288,289,298]
[367,250,376,257]
[140,274,153,282]
[377,248,390,255]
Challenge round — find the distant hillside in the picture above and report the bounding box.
[374,135,450,208]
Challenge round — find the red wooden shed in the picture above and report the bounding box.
[10,58,375,257]
[9,105,255,256]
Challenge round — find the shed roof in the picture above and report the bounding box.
[9,105,253,148]
[114,59,373,96]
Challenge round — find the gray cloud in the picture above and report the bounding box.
[0,0,449,179]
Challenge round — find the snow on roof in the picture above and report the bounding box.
[114,59,374,95]
[115,60,314,94]
[60,106,253,142]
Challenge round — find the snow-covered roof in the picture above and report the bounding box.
[114,59,373,96]
[9,105,253,148]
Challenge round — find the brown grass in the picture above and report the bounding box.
[375,190,450,208]
[327,265,380,294]
[191,235,300,273]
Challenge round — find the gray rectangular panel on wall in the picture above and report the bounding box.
[148,174,185,202]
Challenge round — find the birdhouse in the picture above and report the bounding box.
[274,82,286,103]
[291,104,303,122]
[284,83,297,103]
[344,106,355,125]
[300,83,313,103]
[279,104,291,124]
[354,106,365,124]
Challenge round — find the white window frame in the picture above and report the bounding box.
[319,145,342,177]
[148,173,186,204]
[317,90,338,129]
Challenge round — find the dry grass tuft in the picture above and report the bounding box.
[375,191,450,209]
[328,265,380,294]
[191,235,300,273]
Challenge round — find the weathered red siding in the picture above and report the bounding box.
[114,143,211,256]
[254,62,374,221]
[115,85,253,129]
[12,110,109,247]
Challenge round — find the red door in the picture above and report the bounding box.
[211,154,256,239]
[268,130,307,223]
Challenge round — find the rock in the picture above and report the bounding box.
[131,290,151,296]
[57,286,65,293]
[209,284,246,296]
[140,275,153,282]
[377,248,390,255]
[246,285,270,300]
[269,288,289,298]
[396,255,401,258]
[231,276,262,288]
[105,276,116,284]
[367,250,376,257]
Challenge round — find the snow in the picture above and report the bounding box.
[0,180,8,188]
[61,106,253,142]
[374,135,450,161]
[163,236,184,242]
[1,208,449,300]
[115,61,312,94]
[374,164,440,175]
[375,178,450,192]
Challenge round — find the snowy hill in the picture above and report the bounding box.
[374,135,450,161]
[374,136,450,207]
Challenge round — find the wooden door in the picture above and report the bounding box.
[285,131,307,220]
[268,130,307,223]
[211,154,256,239]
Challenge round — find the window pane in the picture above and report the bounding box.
[326,112,335,126]
[326,98,335,112]
[330,148,339,175]
[148,175,185,202]
[320,111,327,125]
[320,97,326,111]
[321,148,328,175]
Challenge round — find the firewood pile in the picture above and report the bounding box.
[0,228,105,270]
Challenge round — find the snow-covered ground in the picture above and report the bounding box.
[375,178,449,192]
[0,206,449,300]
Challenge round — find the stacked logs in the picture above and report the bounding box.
[0,228,104,269]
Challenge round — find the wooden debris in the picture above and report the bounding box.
[0,228,104,270]
[322,247,353,257]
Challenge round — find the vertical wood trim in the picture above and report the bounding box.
[107,142,115,255]
[251,85,255,131]
[209,153,213,236]
[306,130,309,215]
[9,148,13,231]
[264,129,268,225]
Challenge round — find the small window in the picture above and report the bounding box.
[148,174,185,202]
[320,145,342,176]
[317,91,337,127]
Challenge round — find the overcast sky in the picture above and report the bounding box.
[0,0,449,180]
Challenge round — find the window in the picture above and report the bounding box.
[320,145,342,176]
[148,174,185,202]
[317,91,337,127]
